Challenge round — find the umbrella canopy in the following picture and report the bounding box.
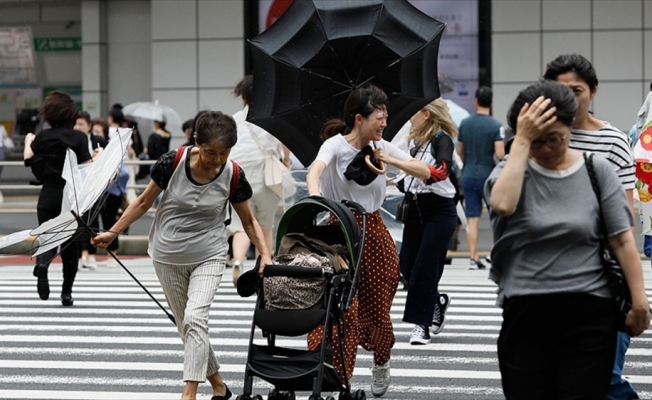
[122,100,183,128]
[247,0,445,165]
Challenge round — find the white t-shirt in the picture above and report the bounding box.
[230,106,283,167]
[316,134,412,212]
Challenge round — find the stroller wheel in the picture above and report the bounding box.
[253,396,264,400]
[325,397,336,400]
[353,389,366,400]
[268,390,295,400]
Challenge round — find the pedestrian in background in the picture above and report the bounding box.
[457,86,504,270]
[544,53,639,400]
[74,111,107,270]
[399,99,458,344]
[487,80,650,400]
[229,75,290,285]
[24,91,100,306]
[93,111,271,400]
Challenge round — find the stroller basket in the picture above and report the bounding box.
[248,345,341,392]
[254,308,327,337]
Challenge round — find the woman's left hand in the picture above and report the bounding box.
[625,305,651,337]
[374,147,393,165]
[258,254,273,277]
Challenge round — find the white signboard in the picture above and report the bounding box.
[0,27,37,87]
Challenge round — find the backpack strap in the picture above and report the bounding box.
[172,145,187,172]
[224,160,240,226]
[229,160,240,202]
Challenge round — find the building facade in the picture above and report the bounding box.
[0,0,650,147]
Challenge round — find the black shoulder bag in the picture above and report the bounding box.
[395,139,430,223]
[584,152,632,327]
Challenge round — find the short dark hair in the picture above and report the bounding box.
[194,111,237,148]
[319,84,388,140]
[111,103,123,110]
[182,118,194,132]
[543,53,599,91]
[233,75,253,104]
[475,86,493,107]
[40,91,77,128]
[77,110,92,125]
[108,107,125,126]
[506,80,578,132]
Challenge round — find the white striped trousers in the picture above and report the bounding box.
[153,258,225,382]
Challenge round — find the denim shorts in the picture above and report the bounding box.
[461,177,488,218]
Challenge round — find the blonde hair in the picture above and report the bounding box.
[407,98,458,149]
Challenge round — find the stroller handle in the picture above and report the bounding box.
[341,199,366,215]
[263,264,331,279]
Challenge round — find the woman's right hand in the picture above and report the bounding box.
[25,133,35,145]
[515,96,558,143]
[625,304,651,337]
[91,232,119,249]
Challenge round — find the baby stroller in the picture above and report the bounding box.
[236,196,367,400]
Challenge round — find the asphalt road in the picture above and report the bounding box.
[0,257,650,400]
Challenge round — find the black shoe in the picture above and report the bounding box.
[211,384,232,400]
[35,265,49,300]
[469,259,487,270]
[61,293,74,306]
[431,293,450,335]
[445,256,453,265]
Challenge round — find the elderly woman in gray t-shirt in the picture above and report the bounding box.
[93,111,272,400]
[485,80,650,400]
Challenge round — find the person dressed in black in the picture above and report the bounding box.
[24,91,100,306]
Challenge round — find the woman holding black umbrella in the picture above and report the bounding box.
[306,84,430,397]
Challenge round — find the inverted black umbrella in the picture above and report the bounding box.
[247,0,445,166]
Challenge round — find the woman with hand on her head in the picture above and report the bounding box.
[486,80,650,400]
[399,99,458,345]
[93,111,272,400]
[306,85,430,397]
[544,53,642,400]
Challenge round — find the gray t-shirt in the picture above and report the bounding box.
[485,154,633,306]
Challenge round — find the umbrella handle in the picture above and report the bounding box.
[365,155,385,175]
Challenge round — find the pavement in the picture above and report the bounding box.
[0,257,650,399]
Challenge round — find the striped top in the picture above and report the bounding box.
[569,124,635,190]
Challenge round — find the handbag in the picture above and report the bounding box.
[245,122,295,198]
[395,140,429,223]
[584,152,632,325]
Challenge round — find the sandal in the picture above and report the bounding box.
[211,384,232,400]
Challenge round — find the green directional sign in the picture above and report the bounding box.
[33,37,81,52]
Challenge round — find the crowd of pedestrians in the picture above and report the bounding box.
[13,52,652,399]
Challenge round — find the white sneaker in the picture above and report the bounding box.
[371,360,390,397]
[232,260,243,286]
[87,255,97,269]
[409,325,431,345]
[106,257,119,268]
[79,256,96,271]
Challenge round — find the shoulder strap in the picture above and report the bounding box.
[229,160,240,202]
[172,145,187,171]
[584,152,608,237]
[224,160,240,227]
